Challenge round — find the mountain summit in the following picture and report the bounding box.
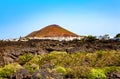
[26,24,78,38]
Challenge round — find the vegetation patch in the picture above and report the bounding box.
[0,50,120,78]
[18,53,33,65]
[88,68,106,79]
[0,63,22,78]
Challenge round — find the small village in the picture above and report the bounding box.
[1,25,120,42]
[3,34,120,42]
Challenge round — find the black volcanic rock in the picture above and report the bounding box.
[0,40,120,66]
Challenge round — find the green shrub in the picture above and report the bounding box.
[103,66,120,74]
[48,51,67,60]
[18,53,33,65]
[50,51,67,55]
[81,35,96,42]
[95,51,120,67]
[15,50,120,78]
[25,63,39,73]
[88,68,106,79]
[85,53,98,66]
[29,55,43,65]
[115,33,120,38]
[0,63,22,78]
[66,66,90,78]
[97,50,105,58]
[54,66,67,74]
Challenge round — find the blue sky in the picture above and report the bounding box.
[0,0,120,39]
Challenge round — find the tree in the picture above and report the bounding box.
[104,34,109,37]
[81,35,96,42]
[115,33,120,38]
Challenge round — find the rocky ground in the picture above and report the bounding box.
[0,39,120,66]
[0,39,120,79]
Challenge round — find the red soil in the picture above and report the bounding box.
[26,24,79,37]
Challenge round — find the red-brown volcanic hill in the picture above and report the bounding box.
[26,24,78,37]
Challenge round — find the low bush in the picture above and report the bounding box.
[0,63,22,78]
[0,50,120,78]
[88,68,106,79]
[81,35,97,42]
[25,63,39,73]
[54,66,67,74]
[18,53,33,65]
[66,66,90,78]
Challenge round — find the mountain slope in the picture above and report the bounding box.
[26,24,78,37]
